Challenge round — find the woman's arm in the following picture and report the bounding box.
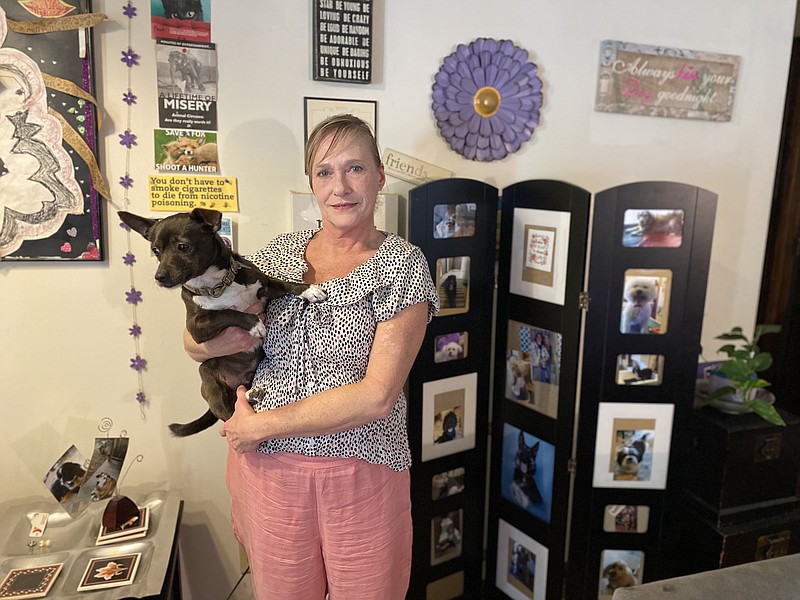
[220,301,429,452]
[183,302,265,362]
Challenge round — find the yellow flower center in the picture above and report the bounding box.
[473,86,501,118]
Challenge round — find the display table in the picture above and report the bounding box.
[0,490,182,599]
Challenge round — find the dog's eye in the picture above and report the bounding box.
[186,11,196,17]
[152,247,161,258]
[177,242,191,253]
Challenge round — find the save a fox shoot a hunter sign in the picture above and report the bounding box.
[594,40,740,122]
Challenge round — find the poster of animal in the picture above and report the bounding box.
[500,423,555,524]
[155,38,217,130]
[151,0,211,43]
[154,129,218,173]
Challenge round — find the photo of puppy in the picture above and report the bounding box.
[433,203,477,239]
[434,332,466,363]
[621,276,657,333]
[90,472,117,502]
[434,410,461,444]
[50,461,86,504]
[431,509,464,565]
[432,467,465,501]
[613,431,653,481]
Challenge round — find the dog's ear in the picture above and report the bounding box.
[190,208,223,232]
[118,211,158,240]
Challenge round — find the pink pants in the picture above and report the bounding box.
[226,448,412,599]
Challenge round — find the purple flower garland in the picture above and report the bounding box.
[431,38,543,162]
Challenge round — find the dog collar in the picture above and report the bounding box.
[183,257,247,298]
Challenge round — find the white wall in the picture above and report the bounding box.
[1,1,796,597]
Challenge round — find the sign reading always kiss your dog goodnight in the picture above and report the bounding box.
[313,0,372,83]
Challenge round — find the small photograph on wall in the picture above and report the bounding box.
[434,331,468,363]
[431,509,464,566]
[422,373,477,461]
[432,467,466,501]
[433,203,477,239]
[620,269,672,334]
[615,354,665,386]
[505,320,562,420]
[495,518,549,600]
[623,209,685,248]
[593,403,674,490]
[436,257,471,316]
[598,549,644,599]
[426,571,464,600]
[509,208,571,305]
[603,505,651,533]
[500,423,555,524]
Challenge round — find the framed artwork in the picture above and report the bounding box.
[505,320,562,419]
[495,519,549,600]
[434,331,468,363]
[620,269,672,334]
[422,373,477,461]
[500,423,555,524]
[304,97,377,142]
[432,467,466,501]
[622,209,684,248]
[615,354,665,386]
[592,403,674,489]
[602,505,650,534]
[431,509,464,566]
[598,549,644,599]
[426,571,464,600]
[509,208,571,305]
[433,203,477,239]
[76,553,141,591]
[435,256,471,316]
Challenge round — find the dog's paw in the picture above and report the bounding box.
[245,387,265,405]
[249,320,267,339]
[302,284,327,303]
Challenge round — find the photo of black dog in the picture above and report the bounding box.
[434,410,460,444]
[512,431,542,506]
[119,208,327,436]
[162,0,204,20]
[49,461,86,504]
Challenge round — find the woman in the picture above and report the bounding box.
[184,115,438,599]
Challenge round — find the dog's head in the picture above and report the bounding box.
[624,277,657,306]
[636,210,655,231]
[603,561,636,589]
[516,433,539,477]
[118,208,229,288]
[56,462,86,491]
[616,437,647,474]
[442,411,458,436]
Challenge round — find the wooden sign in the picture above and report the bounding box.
[312,0,372,83]
[595,40,740,122]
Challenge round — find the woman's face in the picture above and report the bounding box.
[310,132,385,233]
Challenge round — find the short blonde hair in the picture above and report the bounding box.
[304,114,381,187]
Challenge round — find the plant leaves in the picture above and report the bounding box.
[747,400,786,426]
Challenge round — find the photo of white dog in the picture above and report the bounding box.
[621,277,657,334]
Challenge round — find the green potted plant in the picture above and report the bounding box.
[704,324,785,426]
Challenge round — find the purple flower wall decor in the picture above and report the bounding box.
[431,38,543,161]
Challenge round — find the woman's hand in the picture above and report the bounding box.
[220,386,265,453]
[184,302,265,362]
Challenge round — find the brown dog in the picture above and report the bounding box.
[119,208,326,436]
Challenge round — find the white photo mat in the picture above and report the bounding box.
[422,372,477,462]
[509,208,571,305]
[495,518,549,600]
[592,402,674,489]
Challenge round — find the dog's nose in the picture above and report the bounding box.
[155,271,170,285]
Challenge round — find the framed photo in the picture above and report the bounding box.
[422,373,477,462]
[431,509,464,566]
[435,256,471,316]
[76,553,141,591]
[433,203,477,239]
[304,97,377,143]
[432,467,466,501]
[426,571,464,600]
[495,519,549,600]
[615,354,664,386]
[620,269,672,334]
[500,423,555,524]
[603,505,650,533]
[509,208,571,305]
[592,403,674,489]
[434,331,468,364]
[622,209,684,248]
[599,549,644,599]
[505,320,562,419]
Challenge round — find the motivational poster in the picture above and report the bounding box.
[312,0,372,83]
